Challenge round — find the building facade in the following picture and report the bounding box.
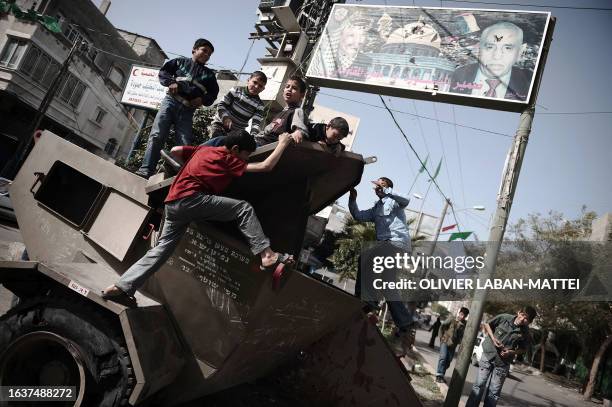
[0,0,165,166]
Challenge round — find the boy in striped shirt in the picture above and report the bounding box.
[207,71,267,145]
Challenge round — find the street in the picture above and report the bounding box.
[0,221,602,407]
[415,328,595,407]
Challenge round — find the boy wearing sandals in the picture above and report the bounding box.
[103,131,294,301]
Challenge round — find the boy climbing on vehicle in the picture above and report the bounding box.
[255,75,309,146]
[103,131,294,302]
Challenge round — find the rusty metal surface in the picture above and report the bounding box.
[300,310,423,407]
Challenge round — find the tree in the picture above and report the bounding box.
[503,208,608,378]
[331,219,375,283]
[120,105,215,171]
[331,216,425,283]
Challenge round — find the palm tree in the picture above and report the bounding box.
[332,217,426,283]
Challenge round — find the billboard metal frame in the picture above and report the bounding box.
[306,4,552,113]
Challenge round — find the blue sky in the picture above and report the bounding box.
[97,0,612,241]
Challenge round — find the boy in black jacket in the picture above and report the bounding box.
[136,38,220,178]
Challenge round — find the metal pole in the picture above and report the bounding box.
[428,198,451,256]
[1,38,81,178]
[414,181,433,238]
[443,106,534,407]
[443,17,555,407]
[126,110,151,162]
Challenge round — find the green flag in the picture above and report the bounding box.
[38,14,61,33]
[418,155,429,174]
[429,158,442,181]
[449,231,472,241]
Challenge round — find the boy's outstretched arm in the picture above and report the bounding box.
[246,134,292,173]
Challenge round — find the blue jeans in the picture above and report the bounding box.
[465,358,510,407]
[355,245,416,330]
[116,193,271,296]
[202,135,225,147]
[436,343,456,377]
[137,96,195,176]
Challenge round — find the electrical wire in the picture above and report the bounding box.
[320,91,513,138]
[451,106,468,207]
[71,60,140,131]
[379,95,450,201]
[440,0,612,11]
[433,103,457,207]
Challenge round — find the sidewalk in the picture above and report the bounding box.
[412,328,599,407]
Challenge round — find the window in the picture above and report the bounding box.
[69,82,86,108]
[0,38,27,69]
[16,42,86,108]
[41,61,60,88]
[31,53,51,83]
[19,45,40,75]
[93,107,107,124]
[104,138,117,155]
[59,75,78,103]
[108,66,125,88]
[63,24,84,45]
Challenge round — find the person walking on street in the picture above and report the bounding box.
[429,316,441,348]
[435,307,469,383]
[465,306,537,407]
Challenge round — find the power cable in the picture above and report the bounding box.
[451,106,468,207]
[441,0,612,11]
[320,91,513,138]
[433,103,457,207]
[379,95,450,202]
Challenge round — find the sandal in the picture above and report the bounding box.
[101,285,137,307]
[260,253,294,290]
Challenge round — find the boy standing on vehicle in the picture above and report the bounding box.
[103,132,294,301]
[205,71,267,146]
[135,38,220,178]
[466,306,536,407]
[435,307,469,383]
[255,75,309,146]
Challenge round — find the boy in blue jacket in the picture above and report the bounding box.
[135,38,220,178]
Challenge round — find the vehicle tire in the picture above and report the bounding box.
[471,354,479,367]
[0,295,134,406]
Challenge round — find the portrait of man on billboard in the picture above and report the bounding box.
[309,9,371,81]
[450,21,532,101]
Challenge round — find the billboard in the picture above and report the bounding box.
[121,65,167,110]
[306,5,553,112]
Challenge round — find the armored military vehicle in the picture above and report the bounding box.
[0,131,422,406]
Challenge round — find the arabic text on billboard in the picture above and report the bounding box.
[306,5,551,110]
[121,66,167,110]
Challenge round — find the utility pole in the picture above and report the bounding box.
[1,38,82,178]
[443,19,556,407]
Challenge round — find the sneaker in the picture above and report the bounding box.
[399,327,416,353]
[134,170,151,179]
[366,311,379,325]
[435,376,446,384]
